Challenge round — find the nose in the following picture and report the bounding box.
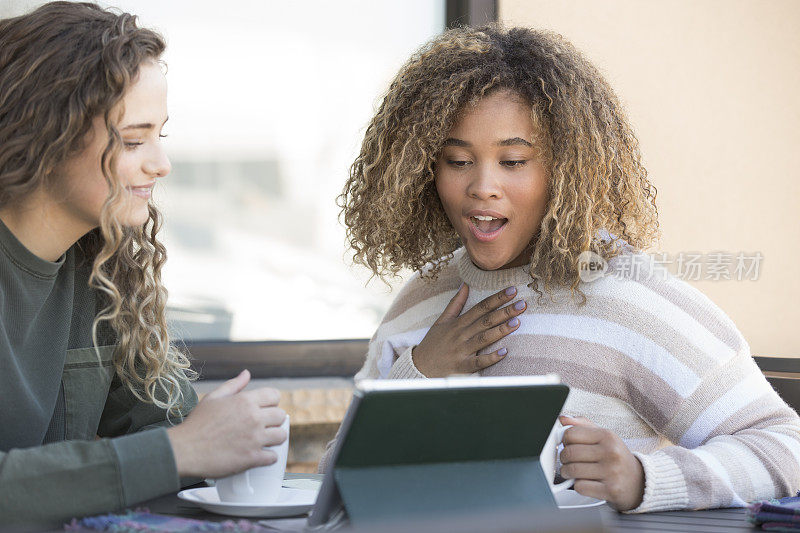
[144,143,171,179]
[465,161,502,200]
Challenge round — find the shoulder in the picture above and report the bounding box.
[379,250,463,327]
[592,250,747,355]
[360,251,463,379]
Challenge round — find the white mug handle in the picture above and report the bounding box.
[552,423,575,493]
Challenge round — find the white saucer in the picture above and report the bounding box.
[204,478,323,491]
[178,486,318,518]
[555,489,606,509]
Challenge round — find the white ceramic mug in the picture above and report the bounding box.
[215,415,290,504]
[540,420,574,494]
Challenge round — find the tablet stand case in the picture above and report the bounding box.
[331,383,570,526]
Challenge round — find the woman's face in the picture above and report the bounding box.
[52,60,170,231]
[435,89,549,271]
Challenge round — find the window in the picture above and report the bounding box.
[100,0,447,341]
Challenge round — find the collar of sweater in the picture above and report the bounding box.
[454,247,534,291]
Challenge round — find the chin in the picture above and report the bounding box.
[121,207,151,227]
[467,249,511,271]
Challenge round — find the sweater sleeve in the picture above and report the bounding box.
[386,346,427,379]
[97,371,202,497]
[0,429,179,528]
[627,336,800,513]
[0,374,199,528]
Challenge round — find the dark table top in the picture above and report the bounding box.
[138,474,758,533]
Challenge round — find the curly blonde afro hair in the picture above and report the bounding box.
[340,24,660,301]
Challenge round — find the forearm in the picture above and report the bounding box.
[630,377,800,513]
[631,419,800,513]
[0,429,180,527]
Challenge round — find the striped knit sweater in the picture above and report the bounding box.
[320,247,800,513]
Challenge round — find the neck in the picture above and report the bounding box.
[457,248,533,290]
[0,188,93,262]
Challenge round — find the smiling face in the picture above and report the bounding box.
[51,60,170,232]
[435,89,550,271]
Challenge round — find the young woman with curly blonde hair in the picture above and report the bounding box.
[322,25,800,513]
[0,2,286,526]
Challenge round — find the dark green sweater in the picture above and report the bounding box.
[0,220,199,527]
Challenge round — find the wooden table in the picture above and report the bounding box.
[136,474,759,532]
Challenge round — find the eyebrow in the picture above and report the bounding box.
[443,137,533,148]
[498,137,533,147]
[121,117,169,131]
[443,138,470,147]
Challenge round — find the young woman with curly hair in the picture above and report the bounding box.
[322,25,800,513]
[0,2,286,526]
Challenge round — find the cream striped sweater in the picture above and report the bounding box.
[320,247,800,513]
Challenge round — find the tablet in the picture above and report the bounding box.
[307,374,570,529]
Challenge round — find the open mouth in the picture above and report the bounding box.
[468,215,508,242]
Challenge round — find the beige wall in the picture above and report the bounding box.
[501,0,800,357]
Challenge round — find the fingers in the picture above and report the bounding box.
[560,415,596,427]
[434,283,469,324]
[252,418,289,467]
[464,298,526,341]
[466,312,522,353]
[254,448,279,467]
[206,369,251,400]
[259,406,287,427]
[560,443,604,465]
[460,286,518,325]
[560,461,605,481]
[262,425,288,447]
[572,479,607,501]
[463,349,508,373]
[562,425,605,446]
[245,387,281,408]
[558,424,643,511]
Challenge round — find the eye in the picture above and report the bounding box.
[500,160,528,168]
[447,160,472,168]
[124,141,143,150]
[159,134,168,139]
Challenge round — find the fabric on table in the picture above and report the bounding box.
[748,491,800,530]
[65,507,271,532]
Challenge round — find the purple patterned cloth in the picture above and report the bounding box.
[64,507,270,532]
[748,492,800,531]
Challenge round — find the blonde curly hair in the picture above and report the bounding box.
[340,24,660,302]
[0,2,195,417]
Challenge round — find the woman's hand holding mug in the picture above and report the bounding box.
[166,369,287,479]
[558,415,646,511]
